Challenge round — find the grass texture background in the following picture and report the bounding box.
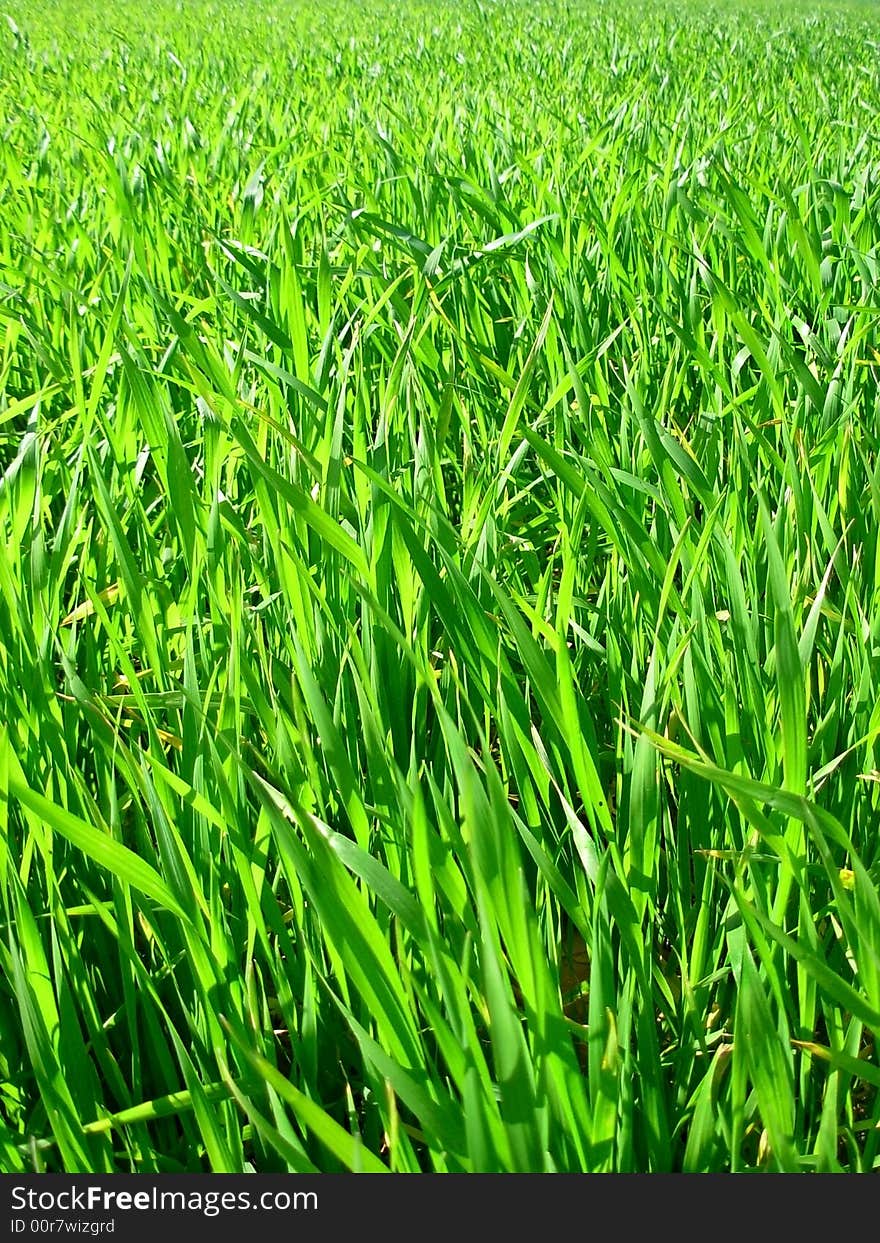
[1,0,880,1172]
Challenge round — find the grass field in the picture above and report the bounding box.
[2,0,880,1174]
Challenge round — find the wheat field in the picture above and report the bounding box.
[1,0,880,1172]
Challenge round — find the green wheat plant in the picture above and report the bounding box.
[1,0,879,1173]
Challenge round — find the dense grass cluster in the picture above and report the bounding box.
[2,0,880,1173]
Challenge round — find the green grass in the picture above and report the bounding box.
[1,0,880,1173]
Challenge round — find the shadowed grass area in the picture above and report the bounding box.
[1,0,880,1173]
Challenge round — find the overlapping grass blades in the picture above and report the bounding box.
[1,0,880,1173]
